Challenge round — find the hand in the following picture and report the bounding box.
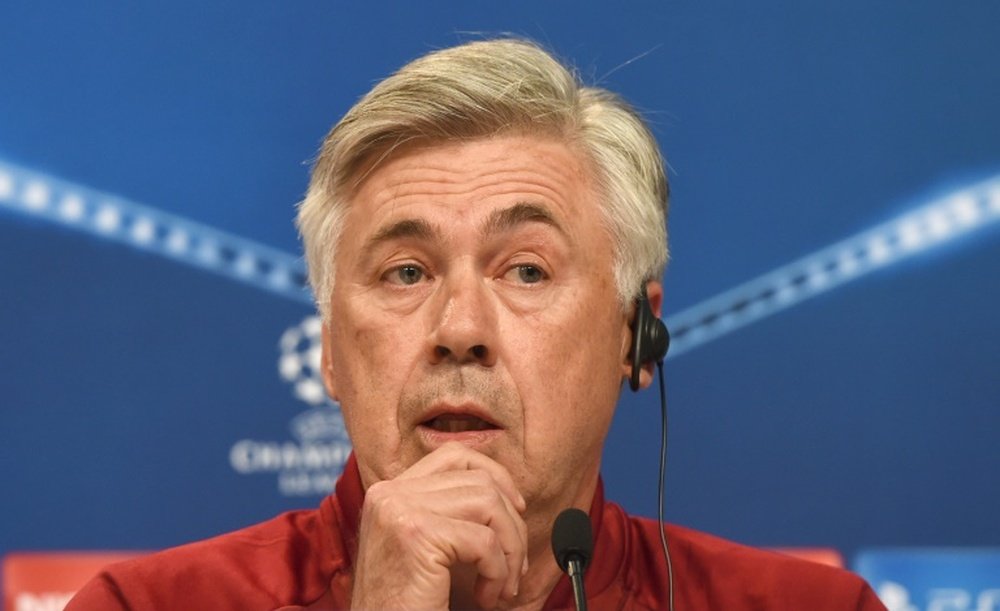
[350,442,529,610]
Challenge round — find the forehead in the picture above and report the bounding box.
[346,135,600,230]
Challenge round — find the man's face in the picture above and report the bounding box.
[321,135,634,517]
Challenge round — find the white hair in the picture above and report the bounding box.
[297,38,669,319]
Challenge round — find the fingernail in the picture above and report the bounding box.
[522,557,529,575]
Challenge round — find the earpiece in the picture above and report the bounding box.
[629,284,676,611]
[628,284,670,391]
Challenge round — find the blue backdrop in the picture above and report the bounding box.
[2,1,998,600]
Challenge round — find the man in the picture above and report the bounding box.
[68,39,885,610]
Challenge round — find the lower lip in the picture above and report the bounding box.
[416,425,505,449]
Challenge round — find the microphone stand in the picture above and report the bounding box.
[566,556,588,611]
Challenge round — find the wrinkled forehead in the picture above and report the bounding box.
[344,135,602,225]
[342,131,598,203]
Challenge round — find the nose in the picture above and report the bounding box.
[428,271,497,367]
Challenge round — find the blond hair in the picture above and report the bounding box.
[298,39,668,319]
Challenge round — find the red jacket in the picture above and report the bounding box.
[68,454,885,610]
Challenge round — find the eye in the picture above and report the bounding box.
[384,265,426,286]
[507,264,547,284]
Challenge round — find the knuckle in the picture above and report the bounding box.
[481,529,499,552]
[392,513,423,540]
[363,482,401,521]
[364,481,389,507]
[363,490,425,543]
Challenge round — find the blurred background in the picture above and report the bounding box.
[2,2,998,608]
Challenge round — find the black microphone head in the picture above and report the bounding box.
[551,508,594,573]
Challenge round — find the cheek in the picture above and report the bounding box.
[328,311,418,432]
[333,306,409,382]
[514,302,625,437]
[330,323,375,396]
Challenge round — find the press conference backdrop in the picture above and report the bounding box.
[2,2,998,608]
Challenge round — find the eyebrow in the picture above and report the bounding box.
[479,202,564,238]
[362,218,439,258]
[361,201,564,258]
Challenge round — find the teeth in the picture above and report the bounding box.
[429,416,494,433]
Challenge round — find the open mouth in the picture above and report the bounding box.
[423,414,499,433]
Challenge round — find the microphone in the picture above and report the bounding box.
[551,508,593,611]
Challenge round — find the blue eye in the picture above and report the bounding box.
[389,265,424,285]
[516,265,545,284]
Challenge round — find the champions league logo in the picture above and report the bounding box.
[277,315,329,407]
[228,315,353,497]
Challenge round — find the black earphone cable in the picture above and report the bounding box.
[656,360,676,611]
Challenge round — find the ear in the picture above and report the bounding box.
[646,279,664,318]
[320,319,339,402]
[620,280,664,390]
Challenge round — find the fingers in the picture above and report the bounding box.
[411,482,529,600]
[397,443,529,601]
[435,517,513,608]
[366,475,527,600]
[391,471,529,553]
[352,443,529,608]
[399,441,527,512]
